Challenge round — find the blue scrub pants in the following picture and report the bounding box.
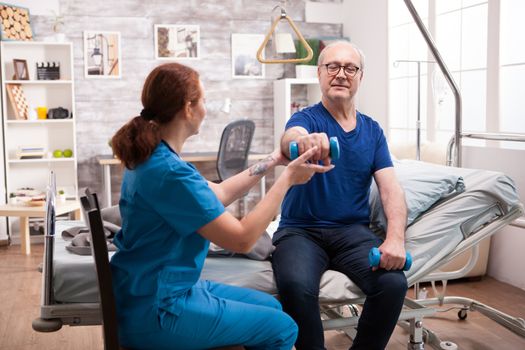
[272,224,408,350]
[119,280,297,350]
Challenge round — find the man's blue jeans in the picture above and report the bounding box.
[272,224,408,350]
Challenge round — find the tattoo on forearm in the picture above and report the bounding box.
[249,156,274,176]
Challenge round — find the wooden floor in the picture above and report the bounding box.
[1,244,524,350]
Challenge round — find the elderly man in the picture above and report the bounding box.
[272,41,408,350]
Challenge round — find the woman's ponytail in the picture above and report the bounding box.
[111,116,160,169]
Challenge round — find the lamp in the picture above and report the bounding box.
[274,33,296,53]
[185,33,197,57]
[91,47,102,66]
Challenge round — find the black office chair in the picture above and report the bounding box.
[80,190,121,350]
[216,120,256,217]
[216,119,256,181]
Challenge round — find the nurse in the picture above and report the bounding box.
[110,62,334,350]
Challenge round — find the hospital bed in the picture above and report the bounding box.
[33,160,524,349]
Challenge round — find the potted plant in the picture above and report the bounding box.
[295,38,320,79]
[9,193,17,205]
[51,11,65,42]
[58,189,67,202]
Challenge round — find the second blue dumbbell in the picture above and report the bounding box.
[289,136,340,160]
[368,247,412,271]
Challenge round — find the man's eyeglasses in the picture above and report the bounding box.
[323,63,361,78]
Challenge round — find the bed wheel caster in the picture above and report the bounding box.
[439,341,458,350]
[458,308,468,320]
[407,341,424,350]
[32,317,63,332]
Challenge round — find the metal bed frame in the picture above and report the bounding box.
[32,179,525,349]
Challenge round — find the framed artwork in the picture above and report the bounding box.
[13,59,29,80]
[6,84,29,120]
[83,31,121,79]
[232,34,265,79]
[155,24,200,60]
[0,3,33,41]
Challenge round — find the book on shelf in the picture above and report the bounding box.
[16,146,45,159]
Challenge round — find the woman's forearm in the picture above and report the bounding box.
[211,154,278,206]
[237,170,291,248]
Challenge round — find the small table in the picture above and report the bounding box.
[0,200,81,255]
[98,153,269,208]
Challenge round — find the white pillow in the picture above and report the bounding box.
[369,160,465,231]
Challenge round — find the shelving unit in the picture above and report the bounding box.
[273,78,321,150]
[0,41,78,242]
[273,78,321,180]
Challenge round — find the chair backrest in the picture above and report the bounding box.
[80,190,120,350]
[216,119,256,181]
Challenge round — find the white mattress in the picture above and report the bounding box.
[52,163,521,304]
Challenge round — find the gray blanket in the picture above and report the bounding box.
[62,205,274,260]
[61,206,121,255]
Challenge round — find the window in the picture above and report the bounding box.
[500,0,525,149]
[388,0,429,145]
[388,0,490,150]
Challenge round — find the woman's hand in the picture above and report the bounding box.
[282,146,334,186]
[270,147,289,167]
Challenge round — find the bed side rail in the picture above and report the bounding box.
[447,132,525,166]
[33,173,62,332]
[407,204,524,284]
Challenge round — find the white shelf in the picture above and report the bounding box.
[273,78,321,178]
[1,41,72,47]
[273,78,321,149]
[1,41,78,241]
[277,78,320,85]
[8,158,76,164]
[3,80,73,85]
[7,119,73,124]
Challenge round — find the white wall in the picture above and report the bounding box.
[342,0,389,128]
[463,146,525,290]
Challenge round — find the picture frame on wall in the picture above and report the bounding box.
[83,31,121,79]
[155,24,200,60]
[13,59,29,80]
[232,34,265,79]
[0,3,33,41]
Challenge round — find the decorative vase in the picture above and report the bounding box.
[54,33,66,42]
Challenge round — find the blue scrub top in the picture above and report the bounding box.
[111,141,225,328]
[279,102,392,229]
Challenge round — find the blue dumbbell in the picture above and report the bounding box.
[289,136,340,160]
[368,247,412,271]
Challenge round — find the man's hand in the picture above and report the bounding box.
[375,237,406,271]
[296,133,332,165]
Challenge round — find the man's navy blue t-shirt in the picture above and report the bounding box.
[279,102,393,229]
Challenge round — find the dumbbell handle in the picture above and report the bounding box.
[368,247,412,271]
[289,136,340,160]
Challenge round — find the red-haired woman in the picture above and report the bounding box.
[110,63,333,350]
